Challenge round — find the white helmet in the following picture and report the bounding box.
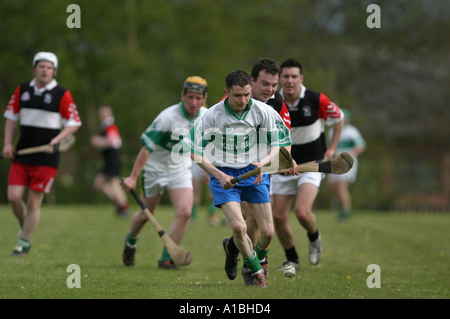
[33,52,58,69]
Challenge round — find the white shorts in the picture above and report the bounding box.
[191,161,205,181]
[142,168,193,198]
[327,158,358,183]
[270,172,325,196]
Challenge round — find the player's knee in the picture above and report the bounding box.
[138,210,149,222]
[231,220,247,237]
[260,227,274,241]
[176,206,192,223]
[272,210,288,225]
[7,191,22,205]
[92,175,105,190]
[295,206,309,220]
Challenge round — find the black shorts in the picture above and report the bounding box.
[101,149,121,177]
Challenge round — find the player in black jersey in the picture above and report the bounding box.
[91,106,129,217]
[3,52,81,256]
[272,58,344,270]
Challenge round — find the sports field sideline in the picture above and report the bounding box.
[0,204,448,301]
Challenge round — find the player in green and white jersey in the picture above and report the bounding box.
[183,70,292,287]
[121,76,208,269]
[327,108,366,220]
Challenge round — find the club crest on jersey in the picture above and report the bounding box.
[20,91,31,101]
[302,105,312,117]
[44,93,53,104]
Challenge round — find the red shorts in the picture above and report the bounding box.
[8,162,58,194]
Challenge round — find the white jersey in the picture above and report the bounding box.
[183,97,292,169]
[141,103,207,173]
[327,123,366,183]
[328,123,366,153]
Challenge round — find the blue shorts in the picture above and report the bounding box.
[209,165,271,207]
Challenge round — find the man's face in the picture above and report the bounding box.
[33,61,56,87]
[225,84,252,113]
[251,70,279,103]
[280,67,303,98]
[98,106,112,122]
[182,91,206,119]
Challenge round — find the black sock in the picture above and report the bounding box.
[285,246,299,262]
[227,236,240,256]
[307,230,319,242]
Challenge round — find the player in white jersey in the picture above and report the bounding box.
[183,70,292,287]
[327,108,366,220]
[121,76,208,270]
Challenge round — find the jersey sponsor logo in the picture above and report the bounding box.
[302,105,312,117]
[44,93,53,104]
[20,91,31,101]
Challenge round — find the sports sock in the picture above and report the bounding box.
[208,201,216,216]
[191,205,198,220]
[18,238,31,250]
[243,251,262,274]
[255,240,270,261]
[340,210,351,218]
[285,246,299,262]
[307,230,319,242]
[126,232,138,246]
[160,246,171,262]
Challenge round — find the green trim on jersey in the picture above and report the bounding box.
[224,98,252,120]
[141,102,203,153]
[179,102,201,122]
[141,129,174,152]
[337,137,366,149]
[182,98,292,169]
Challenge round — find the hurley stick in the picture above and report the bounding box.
[0,135,76,158]
[293,152,353,174]
[231,151,354,184]
[276,152,339,174]
[128,188,192,266]
[230,147,293,184]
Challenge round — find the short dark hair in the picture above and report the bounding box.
[251,58,280,80]
[280,58,303,74]
[225,70,251,91]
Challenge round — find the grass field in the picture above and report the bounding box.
[0,204,448,302]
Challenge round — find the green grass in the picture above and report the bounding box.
[0,204,448,300]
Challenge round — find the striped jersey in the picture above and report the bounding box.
[266,91,291,130]
[280,84,343,163]
[141,102,207,173]
[183,97,292,169]
[4,79,81,167]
